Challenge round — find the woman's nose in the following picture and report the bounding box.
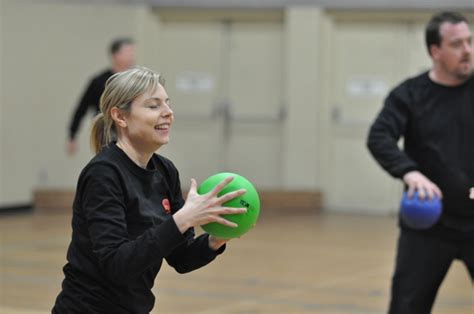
[162,103,173,117]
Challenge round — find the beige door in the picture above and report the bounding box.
[326,19,409,213]
[153,13,284,189]
[153,20,224,183]
[226,21,284,188]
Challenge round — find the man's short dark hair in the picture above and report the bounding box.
[425,11,469,56]
[109,37,134,55]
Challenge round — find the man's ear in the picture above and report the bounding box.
[111,107,127,128]
[430,44,441,60]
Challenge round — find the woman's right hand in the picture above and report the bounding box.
[173,176,247,234]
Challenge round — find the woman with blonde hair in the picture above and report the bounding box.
[53,67,246,313]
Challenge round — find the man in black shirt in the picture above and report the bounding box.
[367,12,474,313]
[66,37,135,155]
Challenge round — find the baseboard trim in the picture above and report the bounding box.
[33,189,76,213]
[0,203,33,215]
[33,189,323,214]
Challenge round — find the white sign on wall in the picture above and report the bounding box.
[175,72,215,93]
[346,76,389,97]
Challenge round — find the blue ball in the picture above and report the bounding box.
[400,191,442,229]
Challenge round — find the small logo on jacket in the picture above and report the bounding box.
[162,199,171,214]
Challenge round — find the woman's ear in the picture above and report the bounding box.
[110,107,128,129]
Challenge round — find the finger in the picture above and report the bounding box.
[217,188,247,204]
[470,188,474,199]
[214,207,247,215]
[427,184,441,200]
[434,185,443,199]
[188,178,198,195]
[417,185,426,200]
[425,186,434,200]
[407,183,416,198]
[209,176,234,197]
[213,216,238,228]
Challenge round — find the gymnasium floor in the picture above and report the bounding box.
[0,210,472,314]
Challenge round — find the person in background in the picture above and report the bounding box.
[66,37,136,155]
[367,11,474,313]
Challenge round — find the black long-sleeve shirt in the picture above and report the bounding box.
[68,69,113,140]
[367,72,474,232]
[53,143,224,313]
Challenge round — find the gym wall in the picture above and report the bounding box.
[1,0,473,214]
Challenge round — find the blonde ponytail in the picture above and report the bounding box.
[90,113,106,154]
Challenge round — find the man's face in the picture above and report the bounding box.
[113,44,136,70]
[432,22,473,81]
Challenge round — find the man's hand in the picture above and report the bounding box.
[403,171,443,200]
[66,139,78,156]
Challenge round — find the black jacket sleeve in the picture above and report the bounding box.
[367,87,418,178]
[68,79,98,140]
[80,163,188,285]
[162,159,226,274]
[165,229,225,274]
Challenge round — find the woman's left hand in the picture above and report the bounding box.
[208,235,228,251]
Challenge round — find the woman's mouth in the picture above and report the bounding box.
[155,123,170,131]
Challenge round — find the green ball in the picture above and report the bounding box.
[197,172,260,239]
